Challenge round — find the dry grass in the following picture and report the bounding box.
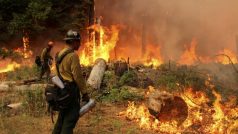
[1,63,237,133]
[0,102,158,134]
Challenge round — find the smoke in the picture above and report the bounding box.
[95,0,238,60]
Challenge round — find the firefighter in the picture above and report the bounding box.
[52,30,90,134]
[39,41,54,80]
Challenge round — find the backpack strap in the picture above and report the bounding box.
[55,49,74,82]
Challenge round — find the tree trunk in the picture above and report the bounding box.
[114,60,128,76]
[87,58,107,90]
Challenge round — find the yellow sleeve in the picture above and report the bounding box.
[70,53,87,94]
[41,48,47,61]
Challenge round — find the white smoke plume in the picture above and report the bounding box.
[95,0,238,60]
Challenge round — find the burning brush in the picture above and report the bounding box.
[146,88,188,126]
[119,86,238,133]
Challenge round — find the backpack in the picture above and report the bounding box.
[35,56,42,66]
[45,49,75,120]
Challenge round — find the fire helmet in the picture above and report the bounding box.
[64,30,81,41]
[47,41,54,47]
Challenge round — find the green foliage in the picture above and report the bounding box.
[0,90,26,116]
[0,0,92,41]
[22,88,46,117]
[8,13,30,35]
[101,71,118,90]
[113,120,123,133]
[6,65,40,80]
[99,87,143,103]
[0,88,46,117]
[157,72,179,91]
[156,65,207,92]
[8,1,52,35]
[126,127,137,134]
[0,48,23,59]
[0,95,11,116]
[28,1,51,21]
[89,114,102,126]
[119,71,139,87]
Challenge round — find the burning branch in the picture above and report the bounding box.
[216,54,238,74]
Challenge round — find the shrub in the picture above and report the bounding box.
[7,65,40,80]
[156,65,207,92]
[101,71,119,90]
[99,87,143,103]
[22,88,47,117]
[119,71,139,87]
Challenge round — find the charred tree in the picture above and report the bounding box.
[114,60,128,76]
[88,0,95,41]
[88,0,95,27]
[141,15,147,58]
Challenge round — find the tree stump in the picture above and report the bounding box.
[114,60,128,76]
[87,58,107,90]
[147,90,188,125]
[157,96,188,125]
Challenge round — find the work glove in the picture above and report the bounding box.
[82,93,90,103]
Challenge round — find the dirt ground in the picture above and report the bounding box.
[0,102,156,134]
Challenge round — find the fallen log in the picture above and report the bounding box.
[23,78,41,84]
[87,58,107,90]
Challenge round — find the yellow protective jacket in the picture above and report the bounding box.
[56,47,87,94]
[41,48,52,62]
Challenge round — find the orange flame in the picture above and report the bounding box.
[0,62,20,73]
[14,48,33,59]
[79,25,119,66]
[120,86,238,133]
[142,44,163,68]
[178,39,198,65]
[216,49,238,64]
[22,35,33,59]
[78,25,238,66]
[143,58,163,68]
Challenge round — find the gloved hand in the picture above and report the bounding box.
[82,93,90,103]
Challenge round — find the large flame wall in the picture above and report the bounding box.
[94,0,238,66]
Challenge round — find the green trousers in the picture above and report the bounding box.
[52,103,80,134]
